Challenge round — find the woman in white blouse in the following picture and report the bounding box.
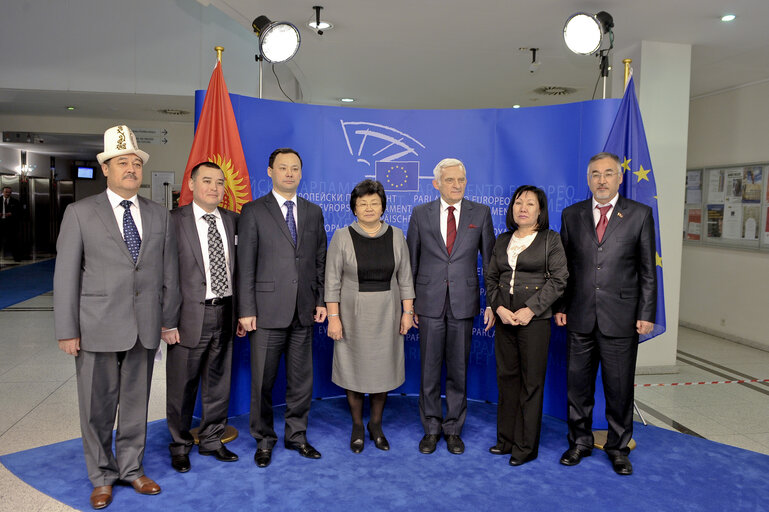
[485,185,568,466]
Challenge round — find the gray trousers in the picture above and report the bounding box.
[75,341,154,487]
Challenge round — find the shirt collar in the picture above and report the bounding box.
[106,187,138,209]
[192,201,220,221]
[440,197,462,213]
[592,194,619,211]
[272,189,298,208]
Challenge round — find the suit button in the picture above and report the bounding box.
[596,287,600,290]
[598,247,603,252]
[202,282,206,286]
[597,266,601,270]
[293,279,297,284]
[135,291,139,296]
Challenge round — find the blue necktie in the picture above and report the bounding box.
[285,200,297,245]
[120,199,141,262]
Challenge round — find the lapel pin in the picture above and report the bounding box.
[617,212,624,218]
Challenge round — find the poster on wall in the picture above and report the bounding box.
[724,169,743,203]
[687,208,702,240]
[707,204,724,238]
[686,170,702,204]
[707,170,725,203]
[722,203,743,239]
[742,166,762,203]
[742,205,760,240]
[764,206,769,244]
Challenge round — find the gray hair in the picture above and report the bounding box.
[586,152,621,174]
[433,158,466,182]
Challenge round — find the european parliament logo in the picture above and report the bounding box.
[376,161,419,192]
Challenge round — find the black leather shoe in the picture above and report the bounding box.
[285,441,322,459]
[509,454,536,466]
[419,434,440,454]
[445,435,465,455]
[351,424,365,454]
[199,445,238,462]
[367,423,390,451]
[171,454,190,473]
[609,454,633,475]
[254,449,272,468]
[559,446,592,466]
[489,443,512,455]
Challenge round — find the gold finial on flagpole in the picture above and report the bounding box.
[623,59,632,88]
[214,46,224,62]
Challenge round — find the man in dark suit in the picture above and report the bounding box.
[54,125,180,509]
[164,161,246,473]
[555,152,656,476]
[1,185,22,261]
[407,158,495,455]
[237,148,327,468]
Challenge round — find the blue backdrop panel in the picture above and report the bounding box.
[194,93,620,428]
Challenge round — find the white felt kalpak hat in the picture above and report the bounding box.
[97,125,150,165]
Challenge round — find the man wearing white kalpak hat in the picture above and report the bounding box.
[54,125,180,510]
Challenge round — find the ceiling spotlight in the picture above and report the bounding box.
[512,105,521,109]
[252,15,301,63]
[721,14,736,22]
[563,11,614,55]
[340,98,355,103]
[66,106,76,111]
[308,6,333,34]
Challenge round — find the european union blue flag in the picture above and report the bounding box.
[376,161,419,191]
[603,75,666,342]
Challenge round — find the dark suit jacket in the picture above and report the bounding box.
[54,191,181,351]
[406,198,495,319]
[171,204,238,347]
[1,196,20,221]
[559,196,656,337]
[236,192,326,329]
[485,229,568,319]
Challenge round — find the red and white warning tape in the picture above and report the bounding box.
[635,379,769,387]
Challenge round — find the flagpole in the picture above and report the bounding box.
[623,58,632,88]
[215,46,224,62]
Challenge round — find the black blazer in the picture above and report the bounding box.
[485,229,568,319]
[559,196,656,337]
[237,193,326,329]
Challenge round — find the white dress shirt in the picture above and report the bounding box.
[106,187,142,239]
[439,197,462,245]
[192,202,232,299]
[272,189,299,232]
[591,194,619,227]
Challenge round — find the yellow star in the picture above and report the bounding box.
[634,165,651,183]
[655,252,662,267]
[621,157,631,172]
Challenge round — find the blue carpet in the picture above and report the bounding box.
[1,396,767,511]
[0,259,55,309]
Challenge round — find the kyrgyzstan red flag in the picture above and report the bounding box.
[179,60,252,212]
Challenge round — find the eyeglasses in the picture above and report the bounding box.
[356,201,382,209]
[590,171,618,180]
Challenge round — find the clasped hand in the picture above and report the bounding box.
[495,306,535,326]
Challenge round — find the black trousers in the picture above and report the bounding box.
[166,301,234,455]
[494,318,550,460]
[566,326,638,456]
[249,313,313,449]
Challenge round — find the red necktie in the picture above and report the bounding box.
[446,206,456,254]
[596,204,611,242]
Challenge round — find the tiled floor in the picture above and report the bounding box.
[0,291,768,511]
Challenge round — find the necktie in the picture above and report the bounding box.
[446,205,457,255]
[119,200,141,262]
[285,200,297,245]
[204,214,229,297]
[596,204,612,242]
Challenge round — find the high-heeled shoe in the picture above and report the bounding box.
[367,422,390,451]
[350,424,365,453]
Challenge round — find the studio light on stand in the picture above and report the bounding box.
[563,11,614,99]
[252,15,301,98]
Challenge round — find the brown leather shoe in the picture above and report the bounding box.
[90,485,112,510]
[130,476,161,495]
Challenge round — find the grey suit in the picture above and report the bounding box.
[166,204,238,455]
[237,192,326,448]
[406,198,495,435]
[54,190,180,486]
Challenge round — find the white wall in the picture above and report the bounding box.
[683,80,769,350]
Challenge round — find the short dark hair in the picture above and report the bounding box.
[506,185,549,231]
[189,161,223,180]
[350,179,386,214]
[2,186,11,192]
[268,148,303,169]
